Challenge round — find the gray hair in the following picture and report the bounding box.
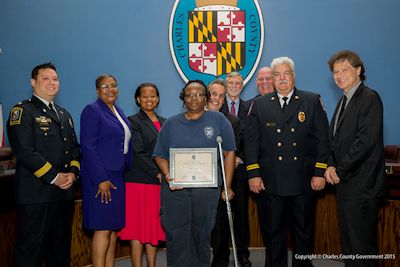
[226,71,243,80]
[271,57,295,75]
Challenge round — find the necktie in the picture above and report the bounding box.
[230,101,236,117]
[338,95,347,121]
[48,103,60,121]
[282,97,288,112]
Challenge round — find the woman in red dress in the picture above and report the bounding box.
[118,83,166,267]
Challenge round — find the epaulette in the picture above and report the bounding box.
[15,99,32,106]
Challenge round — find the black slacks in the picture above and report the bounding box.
[14,200,74,267]
[336,197,380,267]
[257,192,315,267]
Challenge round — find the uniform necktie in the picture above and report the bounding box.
[282,97,288,112]
[338,95,347,121]
[48,103,60,121]
[230,101,236,117]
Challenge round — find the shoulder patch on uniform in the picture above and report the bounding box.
[10,107,23,126]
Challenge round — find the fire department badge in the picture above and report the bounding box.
[298,111,306,123]
[170,0,264,85]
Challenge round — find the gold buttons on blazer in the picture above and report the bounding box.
[277,128,281,133]
[294,156,298,160]
[278,156,283,161]
[277,142,282,147]
[293,142,297,147]
[291,128,295,132]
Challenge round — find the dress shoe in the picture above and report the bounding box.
[238,257,252,267]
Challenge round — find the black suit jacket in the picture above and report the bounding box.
[125,109,166,184]
[328,83,386,199]
[245,88,330,196]
[221,98,249,161]
[222,112,240,153]
[7,95,80,204]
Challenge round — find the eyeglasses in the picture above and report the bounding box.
[99,83,118,90]
[184,93,206,99]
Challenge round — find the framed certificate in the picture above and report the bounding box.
[169,148,218,188]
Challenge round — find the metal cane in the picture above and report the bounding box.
[216,136,239,267]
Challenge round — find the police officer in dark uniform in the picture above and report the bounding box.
[244,57,329,267]
[7,62,80,267]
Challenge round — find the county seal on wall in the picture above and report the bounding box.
[169,0,264,85]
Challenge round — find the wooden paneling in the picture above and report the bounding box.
[377,199,400,267]
[0,210,17,267]
[248,194,264,247]
[70,200,92,267]
[313,194,341,254]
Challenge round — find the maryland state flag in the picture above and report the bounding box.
[188,10,245,76]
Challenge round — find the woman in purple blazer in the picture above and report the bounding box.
[80,74,131,267]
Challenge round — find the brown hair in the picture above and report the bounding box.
[328,50,366,81]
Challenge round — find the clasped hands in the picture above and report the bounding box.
[54,172,75,190]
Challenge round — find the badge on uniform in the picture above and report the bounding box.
[9,107,23,126]
[298,111,306,122]
[36,116,52,131]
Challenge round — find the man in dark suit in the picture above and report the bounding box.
[245,56,329,267]
[219,72,251,267]
[7,62,80,267]
[325,50,385,267]
[208,79,241,267]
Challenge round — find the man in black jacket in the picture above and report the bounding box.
[220,72,252,267]
[325,50,385,267]
[208,79,241,267]
[7,62,80,267]
[245,56,329,267]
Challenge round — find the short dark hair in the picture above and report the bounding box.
[95,74,117,88]
[328,50,366,81]
[31,62,57,79]
[134,82,160,107]
[179,80,210,101]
